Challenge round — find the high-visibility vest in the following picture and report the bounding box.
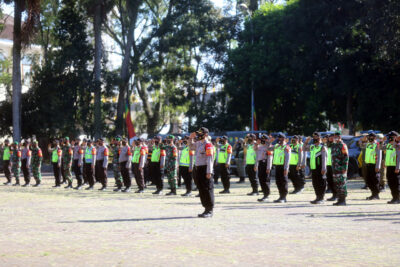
[326,147,332,166]
[180,147,190,167]
[3,147,10,160]
[365,143,377,164]
[52,149,59,163]
[289,144,300,165]
[151,146,161,162]
[273,144,285,165]
[85,147,93,163]
[310,145,322,170]
[132,147,140,163]
[218,144,231,164]
[246,145,256,165]
[385,144,397,167]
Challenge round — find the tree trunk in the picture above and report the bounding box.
[249,0,258,12]
[93,2,103,139]
[12,1,23,142]
[346,90,354,135]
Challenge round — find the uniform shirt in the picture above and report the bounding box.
[329,141,349,174]
[119,145,132,168]
[190,140,214,174]
[31,147,43,166]
[254,143,269,169]
[359,141,382,169]
[290,143,303,168]
[21,147,32,166]
[215,143,232,165]
[48,146,62,165]
[271,143,291,172]
[303,143,327,173]
[132,144,148,169]
[73,145,84,165]
[96,145,109,168]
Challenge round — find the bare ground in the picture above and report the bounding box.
[0,173,399,267]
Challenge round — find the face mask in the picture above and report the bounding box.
[183,141,187,145]
[155,141,159,145]
[278,139,284,144]
[368,138,374,142]
[261,140,266,144]
[389,137,394,142]
[122,142,126,146]
[313,138,319,143]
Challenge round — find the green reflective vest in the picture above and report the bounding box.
[132,147,140,163]
[246,145,256,165]
[151,146,161,162]
[85,147,93,163]
[365,143,377,164]
[385,144,396,167]
[273,144,285,166]
[326,147,332,166]
[218,144,229,164]
[310,145,322,170]
[52,149,60,163]
[180,147,190,167]
[289,144,300,165]
[3,147,10,160]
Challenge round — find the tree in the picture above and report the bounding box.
[2,0,41,141]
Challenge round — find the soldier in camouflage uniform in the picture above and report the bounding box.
[62,137,74,189]
[10,141,22,186]
[112,137,123,190]
[329,131,349,206]
[163,135,178,195]
[31,140,43,187]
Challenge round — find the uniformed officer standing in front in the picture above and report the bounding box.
[358,133,382,200]
[330,131,349,206]
[255,134,273,202]
[150,136,165,195]
[244,134,259,195]
[10,141,22,186]
[0,140,12,185]
[303,132,327,204]
[190,127,214,218]
[325,134,337,202]
[30,140,43,187]
[84,140,96,190]
[118,138,132,192]
[111,137,123,190]
[21,140,32,187]
[48,140,62,188]
[382,132,400,204]
[62,137,74,189]
[288,135,304,194]
[131,138,147,193]
[272,133,291,203]
[72,138,84,190]
[95,138,109,191]
[215,136,232,194]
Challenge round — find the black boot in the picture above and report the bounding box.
[327,194,337,201]
[65,181,73,189]
[258,195,270,202]
[247,188,259,196]
[33,181,41,187]
[274,197,287,203]
[166,188,177,196]
[122,187,131,193]
[333,198,346,206]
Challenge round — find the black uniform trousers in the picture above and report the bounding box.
[179,166,193,193]
[213,163,220,184]
[3,160,11,182]
[21,159,30,184]
[73,159,83,186]
[275,165,288,198]
[288,165,305,191]
[217,163,231,191]
[84,163,95,187]
[326,165,336,196]
[133,163,145,190]
[258,161,271,197]
[82,158,88,184]
[95,160,107,187]
[245,164,258,192]
[150,162,162,190]
[196,165,214,212]
[52,162,61,186]
[366,163,380,196]
[311,168,326,200]
[386,166,400,200]
[120,162,131,188]
[144,164,151,184]
[61,159,66,183]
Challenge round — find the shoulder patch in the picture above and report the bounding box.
[205,143,213,157]
[104,148,109,156]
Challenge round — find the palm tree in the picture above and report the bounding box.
[2,0,41,142]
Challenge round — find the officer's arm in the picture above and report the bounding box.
[206,144,214,175]
[375,145,382,170]
[103,148,109,168]
[92,148,97,167]
[27,150,32,166]
[139,148,146,169]
[396,146,400,171]
[189,150,195,171]
[78,148,83,166]
[126,148,132,168]
[297,145,303,168]
[284,146,291,172]
[321,147,327,173]
[57,149,62,165]
[226,145,232,165]
[266,151,273,171]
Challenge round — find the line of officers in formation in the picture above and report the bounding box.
[1,128,400,218]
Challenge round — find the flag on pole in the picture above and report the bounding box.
[253,111,259,131]
[125,94,136,144]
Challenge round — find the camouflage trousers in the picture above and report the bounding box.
[113,163,123,186]
[165,167,177,189]
[12,163,21,182]
[333,173,347,198]
[32,164,42,182]
[62,164,73,183]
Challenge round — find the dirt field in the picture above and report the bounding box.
[0,173,399,267]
